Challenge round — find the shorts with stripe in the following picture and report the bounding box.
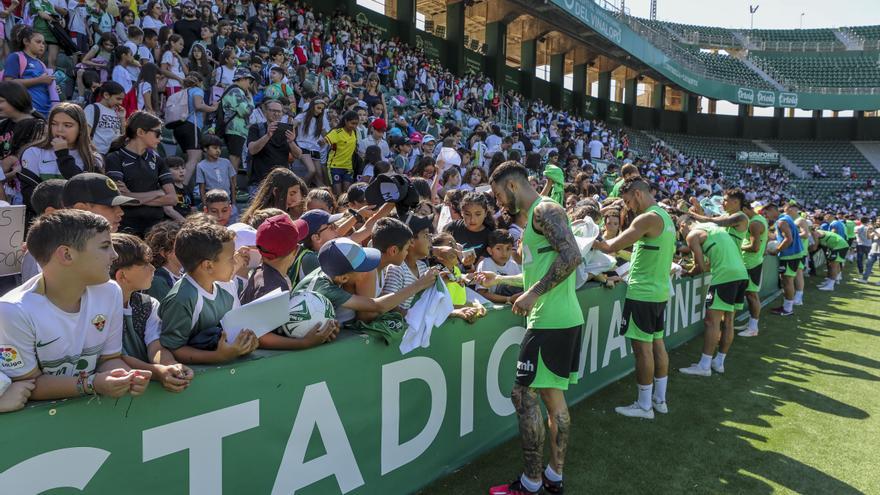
[515,326,583,391]
[706,279,748,313]
[620,299,667,343]
[746,264,763,293]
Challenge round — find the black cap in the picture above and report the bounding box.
[62,173,138,208]
[403,212,433,235]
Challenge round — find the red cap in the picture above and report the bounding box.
[370,118,387,131]
[256,215,308,260]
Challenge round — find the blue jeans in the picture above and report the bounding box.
[856,245,870,274]
[863,253,879,280]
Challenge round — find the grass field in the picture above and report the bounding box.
[422,271,880,495]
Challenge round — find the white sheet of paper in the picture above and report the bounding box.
[221,288,290,343]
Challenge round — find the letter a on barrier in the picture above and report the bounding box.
[381,356,447,475]
[272,382,365,494]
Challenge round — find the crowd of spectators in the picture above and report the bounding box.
[0,0,877,413]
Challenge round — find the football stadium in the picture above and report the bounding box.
[0,0,878,494]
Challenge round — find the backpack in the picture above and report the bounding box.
[0,52,60,106]
[164,88,189,129]
[212,85,238,137]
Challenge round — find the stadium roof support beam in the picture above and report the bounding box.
[550,52,565,109]
[485,21,508,96]
[446,1,466,76]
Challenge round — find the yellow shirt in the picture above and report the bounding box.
[325,128,357,171]
[444,265,467,306]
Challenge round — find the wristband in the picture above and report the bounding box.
[75,371,88,396]
[86,374,97,395]
[348,208,364,223]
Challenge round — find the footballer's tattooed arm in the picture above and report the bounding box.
[512,384,545,479]
[531,201,581,296]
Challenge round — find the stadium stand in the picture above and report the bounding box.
[750,52,880,90]
[695,51,776,90]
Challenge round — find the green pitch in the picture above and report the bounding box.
[423,274,880,494]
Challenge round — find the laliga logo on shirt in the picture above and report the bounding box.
[0,345,24,370]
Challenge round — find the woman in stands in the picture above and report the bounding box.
[172,72,217,183]
[0,81,45,204]
[294,96,330,187]
[359,73,387,122]
[3,27,56,118]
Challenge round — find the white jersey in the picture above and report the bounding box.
[0,277,123,378]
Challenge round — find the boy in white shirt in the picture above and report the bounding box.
[476,229,522,305]
[0,210,151,401]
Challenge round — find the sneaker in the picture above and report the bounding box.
[652,398,668,414]
[817,285,835,291]
[711,360,725,374]
[770,306,794,316]
[614,402,655,419]
[541,474,564,494]
[738,328,759,337]
[489,479,544,495]
[734,321,749,330]
[854,278,868,283]
[680,364,711,376]
[793,299,804,306]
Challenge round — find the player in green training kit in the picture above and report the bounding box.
[792,205,812,306]
[594,177,676,419]
[678,217,749,376]
[480,162,583,495]
[815,229,849,292]
[683,189,767,337]
[738,202,768,336]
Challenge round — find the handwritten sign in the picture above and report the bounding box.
[0,205,25,276]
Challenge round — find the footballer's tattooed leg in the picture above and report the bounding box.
[512,384,545,480]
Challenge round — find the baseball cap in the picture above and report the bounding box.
[256,214,308,260]
[370,118,387,131]
[409,131,423,144]
[421,134,436,144]
[233,67,256,81]
[300,209,343,237]
[403,212,433,235]
[62,173,138,208]
[318,237,381,277]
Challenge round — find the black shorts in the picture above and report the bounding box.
[172,121,200,151]
[706,280,748,312]
[515,326,582,390]
[225,134,246,157]
[746,264,763,292]
[848,238,855,248]
[778,257,803,277]
[620,299,667,342]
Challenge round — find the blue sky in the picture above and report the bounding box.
[625,0,880,29]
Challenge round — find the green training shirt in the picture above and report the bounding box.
[695,223,748,285]
[741,214,768,269]
[521,197,584,329]
[627,205,676,303]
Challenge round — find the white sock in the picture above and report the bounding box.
[715,352,727,366]
[783,299,794,312]
[698,353,713,369]
[545,465,563,482]
[653,376,668,403]
[637,383,653,410]
[520,473,542,492]
[794,290,803,302]
[748,318,759,331]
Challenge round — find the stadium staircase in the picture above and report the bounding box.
[833,28,865,51]
[736,55,786,91]
[852,142,880,174]
[751,140,806,178]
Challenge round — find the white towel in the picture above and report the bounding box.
[401,279,454,354]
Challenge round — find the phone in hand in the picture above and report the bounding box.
[275,123,293,136]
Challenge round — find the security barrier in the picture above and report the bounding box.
[0,258,779,494]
